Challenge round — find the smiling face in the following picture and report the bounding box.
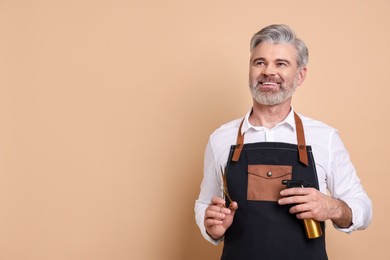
[249,42,307,106]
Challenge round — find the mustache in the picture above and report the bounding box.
[256,76,282,84]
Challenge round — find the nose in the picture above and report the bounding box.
[261,65,276,76]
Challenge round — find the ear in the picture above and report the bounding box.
[296,67,307,86]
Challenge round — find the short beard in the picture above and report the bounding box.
[249,78,298,106]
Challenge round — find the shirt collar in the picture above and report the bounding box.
[241,107,296,134]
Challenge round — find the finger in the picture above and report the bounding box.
[278,195,308,205]
[205,206,226,219]
[288,203,311,214]
[204,218,223,227]
[280,187,309,197]
[211,196,226,207]
[294,211,314,220]
[207,204,226,213]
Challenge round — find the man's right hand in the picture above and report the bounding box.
[204,196,238,240]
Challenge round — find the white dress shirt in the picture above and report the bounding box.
[194,108,372,244]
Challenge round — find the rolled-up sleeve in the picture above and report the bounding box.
[327,130,373,233]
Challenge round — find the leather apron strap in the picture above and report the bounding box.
[294,112,309,166]
[231,111,309,166]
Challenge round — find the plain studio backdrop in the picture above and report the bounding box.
[0,1,388,259]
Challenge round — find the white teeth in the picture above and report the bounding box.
[262,82,278,85]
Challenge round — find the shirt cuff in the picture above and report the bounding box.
[333,197,372,233]
[195,200,223,245]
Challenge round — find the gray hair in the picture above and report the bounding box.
[250,24,308,68]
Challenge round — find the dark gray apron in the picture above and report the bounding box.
[221,112,327,260]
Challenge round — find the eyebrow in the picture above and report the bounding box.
[251,57,292,65]
[275,59,291,65]
[251,57,265,63]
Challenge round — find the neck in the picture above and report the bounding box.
[249,99,292,128]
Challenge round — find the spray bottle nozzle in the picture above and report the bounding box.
[281,179,312,188]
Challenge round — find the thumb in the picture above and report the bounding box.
[229,201,238,212]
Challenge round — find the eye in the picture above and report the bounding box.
[254,60,265,67]
[276,62,287,67]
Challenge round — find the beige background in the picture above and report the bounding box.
[0,0,389,259]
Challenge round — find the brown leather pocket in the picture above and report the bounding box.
[247,164,292,201]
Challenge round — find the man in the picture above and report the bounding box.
[194,24,372,259]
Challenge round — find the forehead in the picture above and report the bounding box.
[250,42,298,64]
